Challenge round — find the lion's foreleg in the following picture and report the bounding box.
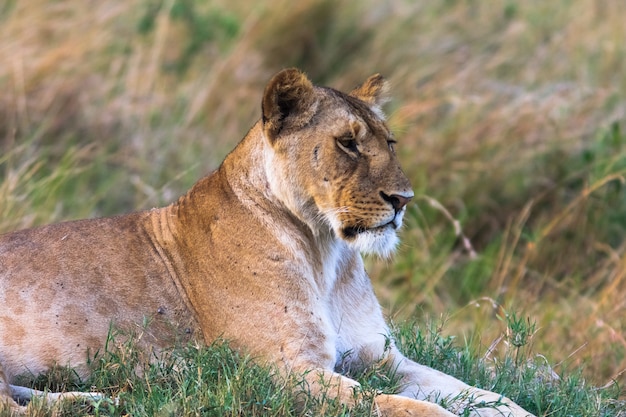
[389,351,535,417]
[295,367,455,417]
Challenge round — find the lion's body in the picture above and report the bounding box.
[0,69,532,416]
[0,213,196,379]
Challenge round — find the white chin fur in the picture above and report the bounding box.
[322,208,403,258]
[348,227,399,258]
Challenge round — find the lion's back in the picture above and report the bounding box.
[0,214,151,292]
[0,212,197,379]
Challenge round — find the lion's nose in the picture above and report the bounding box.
[380,191,413,211]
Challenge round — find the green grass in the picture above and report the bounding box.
[2,0,626,415]
[3,320,623,416]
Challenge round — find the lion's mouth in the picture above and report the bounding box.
[342,220,397,239]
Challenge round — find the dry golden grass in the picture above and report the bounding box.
[1,0,626,397]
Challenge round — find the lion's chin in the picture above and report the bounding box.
[342,225,399,258]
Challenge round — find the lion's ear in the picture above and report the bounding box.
[349,74,390,107]
[262,68,318,144]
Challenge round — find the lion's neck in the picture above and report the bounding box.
[223,122,353,282]
[166,121,354,291]
[222,121,329,237]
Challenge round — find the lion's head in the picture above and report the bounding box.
[261,69,413,257]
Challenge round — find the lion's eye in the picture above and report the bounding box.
[387,139,397,153]
[336,135,359,155]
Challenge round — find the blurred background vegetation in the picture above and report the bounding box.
[1,0,625,397]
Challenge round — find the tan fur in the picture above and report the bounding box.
[0,69,533,416]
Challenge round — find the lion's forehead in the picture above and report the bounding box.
[316,87,389,134]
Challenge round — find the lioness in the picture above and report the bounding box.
[0,69,533,416]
